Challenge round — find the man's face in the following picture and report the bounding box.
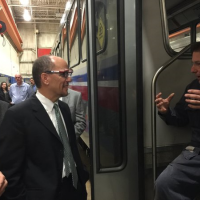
[47,57,71,99]
[30,79,35,85]
[15,75,22,85]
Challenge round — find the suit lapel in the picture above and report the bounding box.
[31,95,61,142]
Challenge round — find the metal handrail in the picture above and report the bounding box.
[151,44,191,183]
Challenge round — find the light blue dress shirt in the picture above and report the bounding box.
[9,82,34,104]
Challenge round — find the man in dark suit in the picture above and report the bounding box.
[0,55,89,200]
[0,100,10,126]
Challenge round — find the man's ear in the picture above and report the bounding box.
[41,73,49,85]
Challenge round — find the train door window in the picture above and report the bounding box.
[80,0,87,61]
[196,23,200,42]
[161,0,200,54]
[169,27,191,52]
[94,0,123,168]
[95,2,107,54]
[62,23,68,62]
[67,0,80,67]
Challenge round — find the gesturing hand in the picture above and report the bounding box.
[185,89,200,109]
[155,92,175,114]
[0,171,7,196]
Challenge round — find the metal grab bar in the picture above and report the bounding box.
[151,44,191,183]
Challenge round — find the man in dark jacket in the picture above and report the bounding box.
[154,42,200,200]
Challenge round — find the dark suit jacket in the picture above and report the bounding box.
[0,89,11,103]
[0,100,10,126]
[0,95,88,200]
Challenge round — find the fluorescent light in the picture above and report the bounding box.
[65,1,71,10]
[23,9,31,21]
[20,0,29,6]
[60,13,66,24]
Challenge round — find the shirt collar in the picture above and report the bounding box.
[36,91,57,113]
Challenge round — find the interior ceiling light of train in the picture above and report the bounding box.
[6,0,70,26]
[165,0,200,33]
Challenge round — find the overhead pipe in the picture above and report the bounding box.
[8,4,65,9]
[0,0,23,51]
[15,17,61,21]
[16,22,59,24]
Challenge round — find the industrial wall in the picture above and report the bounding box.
[0,35,20,83]
[0,23,58,83]
[18,23,58,78]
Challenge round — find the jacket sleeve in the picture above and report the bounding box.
[0,109,26,200]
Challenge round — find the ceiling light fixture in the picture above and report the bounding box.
[20,0,29,6]
[60,13,66,24]
[65,1,71,11]
[23,9,31,21]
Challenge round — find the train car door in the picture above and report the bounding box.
[86,0,144,199]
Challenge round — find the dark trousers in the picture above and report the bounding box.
[154,149,200,200]
[57,175,87,200]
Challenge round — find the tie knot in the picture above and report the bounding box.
[54,103,59,110]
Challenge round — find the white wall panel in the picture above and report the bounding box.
[17,24,57,77]
[0,36,19,77]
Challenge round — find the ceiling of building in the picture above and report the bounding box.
[7,0,67,30]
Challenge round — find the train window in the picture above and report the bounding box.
[80,0,87,61]
[62,23,68,62]
[94,0,123,168]
[95,2,107,54]
[162,0,200,53]
[196,23,200,42]
[169,27,191,52]
[67,0,80,68]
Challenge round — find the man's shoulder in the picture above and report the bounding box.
[68,89,81,96]
[10,95,37,110]
[187,79,200,89]
[10,83,17,87]
[22,82,30,87]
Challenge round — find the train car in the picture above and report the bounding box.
[50,0,200,199]
[1,0,199,199]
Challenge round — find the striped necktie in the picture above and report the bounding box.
[54,103,78,189]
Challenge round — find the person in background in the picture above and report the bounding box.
[0,82,11,103]
[154,42,200,200]
[7,84,11,91]
[30,77,37,93]
[9,74,34,105]
[0,172,7,197]
[0,55,88,200]
[62,88,86,139]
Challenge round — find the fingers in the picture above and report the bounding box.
[185,89,200,109]
[185,90,200,101]
[187,89,200,95]
[167,93,175,102]
[0,172,7,196]
[155,92,162,99]
[187,104,200,109]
